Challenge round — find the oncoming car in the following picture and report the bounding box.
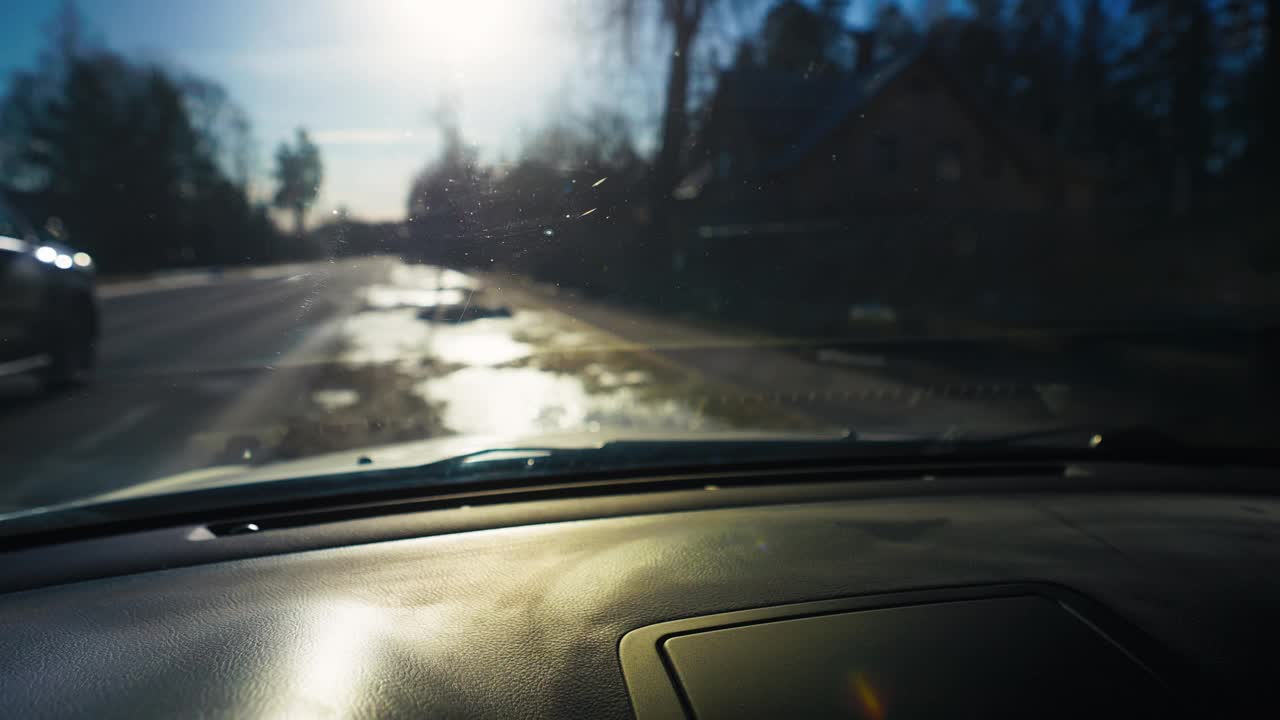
[0,194,98,391]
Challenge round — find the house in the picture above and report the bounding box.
[678,40,1096,226]
[667,35,1101,334]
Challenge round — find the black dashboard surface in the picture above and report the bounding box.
[1,487,1277,718]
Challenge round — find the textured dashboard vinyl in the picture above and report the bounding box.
[0,493,1277,718]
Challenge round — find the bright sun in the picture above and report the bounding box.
[358,0,535,66]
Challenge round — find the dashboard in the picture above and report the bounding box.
[0,462,1276,718]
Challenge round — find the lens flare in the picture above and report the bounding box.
[850,671,885,720]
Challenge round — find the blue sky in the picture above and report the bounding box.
[1,0,943,222]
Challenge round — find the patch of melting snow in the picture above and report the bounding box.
[428,323,533,366]
[593,368,652,388]
[419,366,717,436]
[390,262,477,290]
[503,311,591,347]
[340,260,738,439]
[340,309,435,367]
[365,286,468,310]
[552,331,592,347]
[312,389,359,411]
[361,263,479,310]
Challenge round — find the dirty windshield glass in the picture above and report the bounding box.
[0,1,1277,520]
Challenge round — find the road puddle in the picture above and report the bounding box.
[412,304,728,435]
[423,316,534,366]
[365,286,468,310]
[419,366,710,435]
[264,260,821,460]
[339,308,438,368]
[311,389,359,411]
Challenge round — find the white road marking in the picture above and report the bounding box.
[0,354,50,377]
[816,348,887,368]
[97,261,336,299]
[67,404,156,456]
[97,272,220,299]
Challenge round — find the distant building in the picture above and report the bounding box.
[678,43,1096,225]
[667,37,1103,333]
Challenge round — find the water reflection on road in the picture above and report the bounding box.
[423,366,704,436]
[425,318,533,367]
[310,261,801,450]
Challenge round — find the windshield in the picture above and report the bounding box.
[0,0,1276,527]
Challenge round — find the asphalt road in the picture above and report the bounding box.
[0,256,1141,514]
[0,259,386,510]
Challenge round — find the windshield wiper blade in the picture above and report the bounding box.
[0,431,865,536]
[963,424,1185,452]
[419,433,872,484]
[937,423,1280,467]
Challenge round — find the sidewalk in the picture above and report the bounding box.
[485,273,1055,433]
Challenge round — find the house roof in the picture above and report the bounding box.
[768,54,925,175]
[692,43,1097,192]
[707,50,924,177]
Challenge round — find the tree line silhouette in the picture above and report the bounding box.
[403,0,1279,332]
[0,3,327,274]
[2,0,1275,319]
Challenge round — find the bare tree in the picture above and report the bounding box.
[42,0,88,69]
[272,128,322,236]
[181,77,255,193]
[607,0,719,223]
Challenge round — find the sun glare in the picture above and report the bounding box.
[359,0,535,66]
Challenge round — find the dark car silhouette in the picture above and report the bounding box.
[0,195,98,391]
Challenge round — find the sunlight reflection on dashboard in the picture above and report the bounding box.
[277,600,390,719]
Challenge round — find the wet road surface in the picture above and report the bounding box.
[0,256,1057,512]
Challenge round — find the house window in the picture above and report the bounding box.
[874,135,899,176]
[935,142,964,183]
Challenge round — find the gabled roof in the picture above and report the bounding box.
[698,42,1097,188]
[707,49,925,177]
[766,51,923,174]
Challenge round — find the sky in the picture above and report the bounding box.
[0,0,942,222]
